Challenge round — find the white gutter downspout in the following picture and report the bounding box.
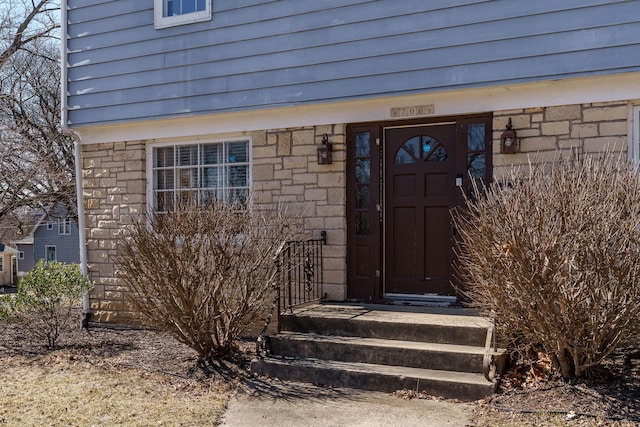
[60,0,91,325]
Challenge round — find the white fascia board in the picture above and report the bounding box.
[74,72,640,145]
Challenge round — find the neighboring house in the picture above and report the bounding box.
[63,1,640,323]
[0,244,17,287]
[12,209,80,278]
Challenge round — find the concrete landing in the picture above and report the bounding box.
[290,302,488,324]
[280,303,491,346]
[288,303,490,327]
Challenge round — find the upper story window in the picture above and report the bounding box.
[150,139,251,212]
[58,218,72,235]
[154,0,212,29]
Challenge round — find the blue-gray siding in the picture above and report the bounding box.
[15,244,35,272]
[16,243,35,271]
[32,221,80,265]
[66,0,640,127]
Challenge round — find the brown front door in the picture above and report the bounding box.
[347,115,492,301]
[384,123,458,296]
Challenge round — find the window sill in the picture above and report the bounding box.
[154,10,212,29]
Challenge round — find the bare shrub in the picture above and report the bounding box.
[114,200,302,360]
[454,152,640,378]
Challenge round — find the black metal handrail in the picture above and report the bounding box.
[256,231,326,356]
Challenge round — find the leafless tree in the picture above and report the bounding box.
[0,1,74,240]
[0,0,59,67]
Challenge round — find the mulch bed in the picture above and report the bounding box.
[0,320,254,388]
[474,351,640,426]
[2,319,639,426]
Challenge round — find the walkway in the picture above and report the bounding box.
[220,377,475,427]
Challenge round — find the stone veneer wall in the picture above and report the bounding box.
[253,124,347,301]
[82,125,347,323]
[81,102,629,323]
[82,141,146,323]
[493,101,629,178]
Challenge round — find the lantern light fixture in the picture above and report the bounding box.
[500,118,518,154]
[317,134,333,164]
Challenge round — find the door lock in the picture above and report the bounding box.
[455,174,463,187]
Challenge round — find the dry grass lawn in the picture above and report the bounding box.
[0,322,238,426]
[0,357,226,426]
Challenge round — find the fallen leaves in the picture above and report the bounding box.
[392,389,444,401]
[501,351,555,389]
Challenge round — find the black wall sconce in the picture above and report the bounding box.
[317,134,333,164]
[500,118,518,154]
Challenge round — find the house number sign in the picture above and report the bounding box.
[390,104,435,118]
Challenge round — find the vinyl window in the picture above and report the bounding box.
[154,0,211,29]
[151,140,250,212]
[58,218,72,235]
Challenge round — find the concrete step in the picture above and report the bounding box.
[280,303,489,347]
[269,332,487,373]
[252,303,505,400]
[251,356,495,401]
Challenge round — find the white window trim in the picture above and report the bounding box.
[630,103,640,164]
[45,245,57,262]
[146,136,253,214]
[18,251,24,260]
[58,218,71,235]
[47,221,54,230]
[154,0,212,29]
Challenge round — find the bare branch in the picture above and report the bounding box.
[114,200,305,360]
[0,0,59,68]
[0,3,75,239]
[454,151,640,378]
